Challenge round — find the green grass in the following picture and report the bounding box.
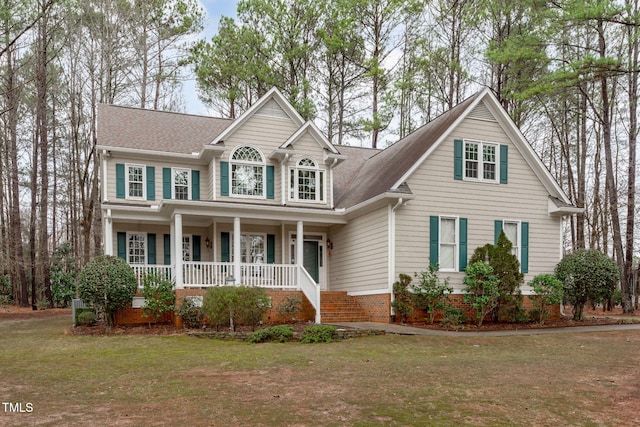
[1,316,639,426]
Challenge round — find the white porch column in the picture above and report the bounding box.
[174,214,183,289]
[296,221,304,279]
[233,217,241,284]
[104,211,113,256]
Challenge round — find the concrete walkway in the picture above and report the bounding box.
[329,321,640,337]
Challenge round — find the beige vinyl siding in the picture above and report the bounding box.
[105,156,207,203]
[395,116,562,292]
[329,207,388,293]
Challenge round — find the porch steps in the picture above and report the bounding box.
[320,291,370,323]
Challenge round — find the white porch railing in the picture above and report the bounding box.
[240,264,297,288]
[183,262,233,287]
[298,266,321,324]
[131,264,174,288]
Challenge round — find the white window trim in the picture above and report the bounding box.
[502,219,522,267]
[463,139,500,184]
[288,158,326,203]
[125,163,146,200]
[229,145,266,199]
[126,231,147,265]
[439,216,459,273]
[172,167,191,200]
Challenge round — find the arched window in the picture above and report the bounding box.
[290,158,324,202]
[231,146,265,197]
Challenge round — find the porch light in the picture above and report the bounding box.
[205,237,211,248]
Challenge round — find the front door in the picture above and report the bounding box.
[303,241,320,283]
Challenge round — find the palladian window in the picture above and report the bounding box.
[231,146,264,197]
[289,158,324,202]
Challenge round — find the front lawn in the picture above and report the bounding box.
[1,314,639,426]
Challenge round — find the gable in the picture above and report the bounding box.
[467,100,496,122]
[255,98,290,120]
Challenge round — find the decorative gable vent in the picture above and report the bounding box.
[468,101,497,122]
[256,98,289,119]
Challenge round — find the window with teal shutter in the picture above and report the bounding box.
[192,235,201,261]
[267,234,275,264]
[459,218,468,270]
[453,140,463,180]
[429,216,439,267]
[521,222,529,273]
[500,145,508,184]
[191,170,200,200]
[163,234,171,265]
[117,232,126,260]
[220,161,229,196]
[116,164,125,198]
[494,220,503,244]
[163,168,171,199]
[221,232,230,262]
[266,165,275,199]
[146,166,155,200]
[147,234,156,264]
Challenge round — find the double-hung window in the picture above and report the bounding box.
[127,233,146,264]
[464,140,499,182]
[126,164,145,199]
[230,234,265,264]
[290,158,324,202]
[496,219,529,273]
[231,146,264,197]
[503,221,520,259]
[173,168,190,200]
[439,217,458,271]
[182,235,192,261]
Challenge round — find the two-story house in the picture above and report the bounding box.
[98,87,580,324]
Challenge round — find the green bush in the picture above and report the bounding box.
[50,242,77,308]
[440,305,465,330]
[463,261,501,327]
[412,265,452,324]
[301,325,336,343]
[529,274,564,325]
[202,286,270,331]
[176,297,205,329]
[555,249,619,320]
[277,296,302,322]
[77,310,97,326]
[74,307,96,326]
[391,274,414,323]
[0,274,12,306]
[141,273,175,324]
[248,325,295,343]
[76,255,137,326]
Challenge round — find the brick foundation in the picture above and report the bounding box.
[351,293,391,323]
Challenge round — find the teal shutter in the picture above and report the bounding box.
[193,235,201,261]
[494,220,503,244]
[521,222,529,273]
[163,234,171,265]
[454,139,463,180]
[267,234,275,264]
[429,216,439,267]
[459,218,468,271]
[163,168,171,199]
[192,170,200,200]
[116,164,125,198]
[266,165,275,199]
[117,232,126,260]
[220,161,229,196]
[147,233,156,265]
[146,166,155,201]
[500,144,508,184]
[221,232,230,262]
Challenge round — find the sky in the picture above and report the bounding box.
[182,0,239,115]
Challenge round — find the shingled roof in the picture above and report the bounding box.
[334,92,481,209]
[97,104,233,155]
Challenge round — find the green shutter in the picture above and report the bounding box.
[459,218,468,271]
[220,161,229,196]
[521,222,529,273]
[266,165,275,199]
[454,139,463,180]
[192,170,200,200]
[500,144,508,184]
[193,235,201,261]
[163,234,171,265]
[267,234,275,264]
[494,220,503,244]
[116,164,125,198]
[163,168,171,199]
[147,233,156,265]
[146,166,155,201]
[429,216,439,267]
[221,232,230,262]
[117,232,126,260]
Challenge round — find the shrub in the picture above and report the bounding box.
[176,297,205,329]
[76,255,137,326]
[529,274,563,325]
[202,286,270,331]
[440,305,465,330]
[0,274,12,306]
[248,325,295,343]
[74,307,96,326]
[463,261,501,327]
[277,296,302,322]
[555,249,619,320]
[77,310,97,326]
[391,274,414,323]
[141,273,175,325]
[50,242,77,308]
[412,265,452,324]
[301,325,336,343]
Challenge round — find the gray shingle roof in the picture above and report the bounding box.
[97,104,233,155]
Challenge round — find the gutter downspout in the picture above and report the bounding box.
[329,158,338,209]
[281,153,291,206]
[389,198,404,321]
